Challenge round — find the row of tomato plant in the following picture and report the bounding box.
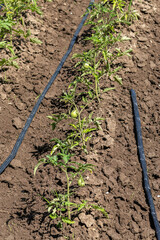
[34,0,138,233]
[0,0,43,70]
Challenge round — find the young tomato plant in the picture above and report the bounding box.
[34,0,137,233]
[48,108,103,153]
[72,0,134,102]
[34,149,108,228]
[48,79,104,153]
[0,0,42,69]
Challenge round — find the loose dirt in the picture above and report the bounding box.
[0,0,159,239]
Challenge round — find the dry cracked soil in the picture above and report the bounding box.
[0,0,160,239]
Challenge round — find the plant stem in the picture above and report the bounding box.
[66,170,71,219]
[78,112,86,147]
[93,53,100,103]
[74,105,86,148]
[95,75,100,103]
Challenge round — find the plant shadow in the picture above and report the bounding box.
[31,143,51,160]
[6,192,64,239]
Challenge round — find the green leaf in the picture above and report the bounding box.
[0,41,7,48]
[94,117,105,121]
[88,91,93,98]
[77,200,87,211]
[34,159,45,175]
[80,105,84,109]
[82,96,87,103]
[8,46,15,55]
[0,59,7,66]
[114,75,122,85]
[47,115,53,120]
[91,204,108,218]
[51,122,56,130]
[30,37,42,44]
[70,124,77,129]
[121,36,131,41]
[65,201,76,207]
[123,48,133,56]
[83,128,96,134]
[103,87,115,92]
[56,222,63,228]
[60,208,66,212]
[41,195,50,204]
[51,144,60,155]
[49,213,58,219]
[61,154,70,164]
[70,142,79,149]
[62,217,75,224]
[85,136,92,142]
[68,165,77,171]
[48,205,54,213]
[11,61,19,69]
[111,66,122,75]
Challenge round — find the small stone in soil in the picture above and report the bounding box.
[138,37,148,42]
[5,235,14,240]
[14,101,26,111]
[107,229,122,240]
[86,174,103,186]
[10,159,22,168]
[105,118,116,137]
[130,221,140,234]
[3,85,12,93]
[79,213,96,228]
[0,91,7,100]
[12,117,23,129]
[88,227,100,240]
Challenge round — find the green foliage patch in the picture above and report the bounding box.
[0,0,42,70]
[34,0,139,236]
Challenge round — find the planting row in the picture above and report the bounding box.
[34,0,139,233]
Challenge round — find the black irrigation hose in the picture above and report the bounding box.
[131,89,160,240]
[0,0,94,175]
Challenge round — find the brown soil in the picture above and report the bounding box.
[0,0,160,239]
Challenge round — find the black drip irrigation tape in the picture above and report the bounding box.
[131,89,160,240]
[0,0,94,175]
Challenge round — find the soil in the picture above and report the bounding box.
[0,0,160,239]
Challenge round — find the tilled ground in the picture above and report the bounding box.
[0,0,160,239]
